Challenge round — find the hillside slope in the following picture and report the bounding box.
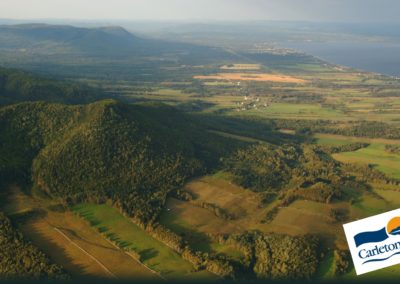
[0,100,241,223]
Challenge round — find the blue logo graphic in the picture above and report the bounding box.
[354,227,389,247]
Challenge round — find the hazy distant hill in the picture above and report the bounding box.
[0,24,144,55]
[0,24,235,76]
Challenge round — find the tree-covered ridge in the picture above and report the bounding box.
[0,212,67,280]
[0,102,86,185]
[0,100,242,223]
[224,143,373,204]
[0,67,101,105]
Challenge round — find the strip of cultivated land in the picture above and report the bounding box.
[0,187,161,279]
[72,203,216,280]
[194,73,306,83]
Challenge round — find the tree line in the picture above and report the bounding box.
[0,212,68,280]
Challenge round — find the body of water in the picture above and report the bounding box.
[286,41,400,77]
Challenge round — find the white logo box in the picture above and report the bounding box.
[343,208,400,275]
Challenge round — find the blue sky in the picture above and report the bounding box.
[1,0,399,22]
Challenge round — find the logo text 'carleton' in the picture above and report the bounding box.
[343,209,400,275]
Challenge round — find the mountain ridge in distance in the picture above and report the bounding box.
[0,23,233,58]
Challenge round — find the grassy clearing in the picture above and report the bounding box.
[315,134,400,146]
[210,243,245,262]
[315,135,356,146]
[315,251,335,279]
[333,143,400,179]
[159,174,274,258]
[351,192,389,217]
[314,134,400,179]
[161,198,240,239]
[72,203,213,280]
[183,176,265,221]
[374,188,400,205]
[266,200,351,249]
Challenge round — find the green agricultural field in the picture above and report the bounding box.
[230,103,347,120]
[315,134,400,179]
[89,60,400,125]
[374,188,400,205]
[315,134,400,146]
[333,144,400,179]
[72,203,214,280]
[315,135,355,146]
[350,192,390,217]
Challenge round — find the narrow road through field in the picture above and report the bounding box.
[53,227,117,279]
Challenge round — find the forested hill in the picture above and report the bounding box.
[0,100,241,224]
[0,67,102,105]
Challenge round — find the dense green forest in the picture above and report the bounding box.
[207,232,321,279]
[224,144,362,203]
[0,67,102,105]
[0,213,67,279]
[0,100,244,223]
